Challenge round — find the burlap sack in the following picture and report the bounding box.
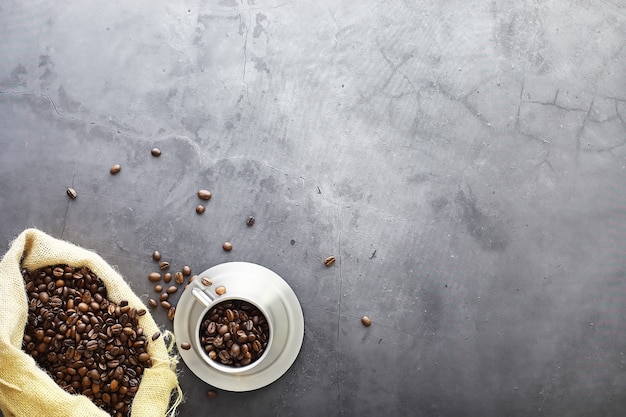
[0,229,182,417]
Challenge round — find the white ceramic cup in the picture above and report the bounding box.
[191,287,274,374]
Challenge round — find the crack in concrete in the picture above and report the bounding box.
[575,99,595,163]
[616,100,626,128]
[326,45,419,116]
[524,98,588,113]
[0,89,205,153]
[515,70,525,131]
[0,89,63,116]
[535,149,556,173]
[430,80,495,127]
[239,2,251,102]
[378,46,417,93]
[581,138,626,154]
[519,131,551,145]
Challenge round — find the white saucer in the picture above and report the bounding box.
[173,262,304,391]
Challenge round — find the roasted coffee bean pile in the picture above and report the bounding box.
[199,300,269,367]
[22,265,151,417]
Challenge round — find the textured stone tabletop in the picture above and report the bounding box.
[0,1,625,416]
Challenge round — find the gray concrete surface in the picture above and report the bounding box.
[1,0,625,416]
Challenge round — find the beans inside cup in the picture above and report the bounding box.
[199,300,269,368]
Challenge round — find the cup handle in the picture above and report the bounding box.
[192,287,215,308]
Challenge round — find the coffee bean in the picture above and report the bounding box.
[324,256,336,267]
[154,284,163,292]
[161,301,171,309]
[246,216,255,227]
[21,264,150,417]
[207,322,217,335]
[180,342,191,350]
[197,190,212,200]
[189,275,197,283]
[206,389,218,399]
[361,316,372,327]
[201,277,212,286]
[159,262,170,271]
[174,272,184,285]
[159,293,169,301]
[151,332,161,341]
[148,299,158,308]
[151,147,161,157]
[66,187,77,199]
[166,286,178,294]
[222,242,233,252]
[195,204,205,214]
[148,272,161,282]
[215,286,226,295]
[152,251,161,261]
[109,164,121,175]
[182,265,191,276]
[218,350,230,362]
[167,306,176,321]
[163,273,172,283]
[225,309,235,322]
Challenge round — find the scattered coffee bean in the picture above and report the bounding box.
[215,286,226,296]
[222,242,233,252]
[21,265,150,417]
[174,272,184,285]
[196,204,205,214]
[189,275,197,283]
[152,250,161,261]
[151,332,161,341]
[151,147,161,157]
[66,187,77,199]
[148,272,161,282]
[154,284,163,293]
[246,216,255,227]
[199,300,269,368]
[324,256,336,267]
[167,306,176,321]
[206,389,218,399]
[109,164,122,175]
[159,293,169,302]
[159,262,170,271]
[361,316,372,327]
[182,265,191,276]
[180,342,191,350]
[201,277,212,286]
[166,285,178,295]
[161,301,171,310]
[197,190,212,200]
[148,298,158,308]
[163,272,172,283]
